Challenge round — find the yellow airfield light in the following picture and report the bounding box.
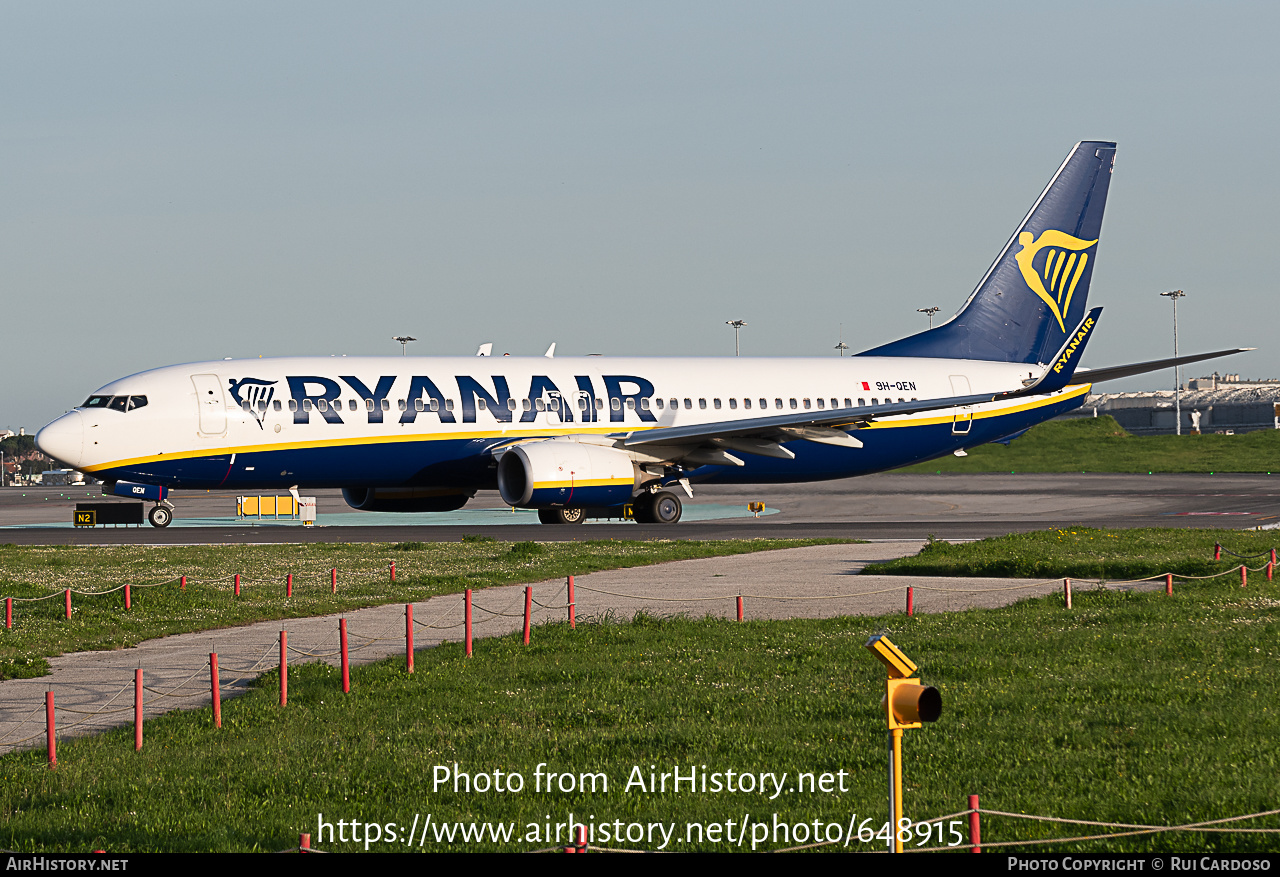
[865,634,918,679]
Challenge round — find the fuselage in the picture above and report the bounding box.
[36,354,1089,493]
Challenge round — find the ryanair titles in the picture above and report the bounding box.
[265,374,658,426]
[1051,316,1096,374]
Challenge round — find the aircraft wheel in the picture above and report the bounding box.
[148,506,173,528]
[537,507,585,525]
[634,492,681,524]
[651,492,682,524]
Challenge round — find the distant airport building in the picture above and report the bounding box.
[1061,374,1280,435]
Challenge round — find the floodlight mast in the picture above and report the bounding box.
[726,320,747,356]
[917,306,941,329]
[1160,290,1186,435]
[393,336,417,356]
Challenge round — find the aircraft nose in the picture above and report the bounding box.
[36,411,84,469]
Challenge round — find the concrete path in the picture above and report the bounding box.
[0,541,1131,755]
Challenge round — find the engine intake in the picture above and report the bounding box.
[497,441,638,508]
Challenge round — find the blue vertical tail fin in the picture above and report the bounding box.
[861,141,1116,364]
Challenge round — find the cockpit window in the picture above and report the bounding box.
[81,394,148,412]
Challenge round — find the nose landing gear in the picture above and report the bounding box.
[148,503,174,528]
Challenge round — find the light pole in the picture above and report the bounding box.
[393,336,417,356]
[917,307,940,328]
[726,320,746,356]
[1160,290,1186,435]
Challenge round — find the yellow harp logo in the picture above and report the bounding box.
[1013,229,1098,332]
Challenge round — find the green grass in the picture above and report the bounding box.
[0,539,843,681]
[2,579,1277,853]
[864,528,1278,580]
[897,416,1280,473]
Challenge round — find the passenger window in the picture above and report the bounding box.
[302,399,313,412]
[415,399,425,412]
[397,399,406,411]
[477,398,487,410]
[744,398,752,409]
[775,398,783,409]
[816,398,824,409]
[845,398,852,407]
[522,399,532,411]
[548,398,559,411]
[579,397,589,410]
[803,398,811,409]
[290,400,299,412]
[317,399,328,412]
[274,400,283,411]
[241,401,252,412]
[729,398,737,409]
[640,397,650,410]
[381,399,390,411]
[595,398,603,410]
[684,398,692,409]
[611,398,621,411]
[760,398,767,409]
[699,399,707,409]
[365,399,374,411]
[508,398,518,411]
[348,400,357,411]
[858,398,866,407]
[655,398,664,410]
[444,399,454,411]
[430,399,440,411]
[871,398,879,405]
[536,398,546,411]
[626,399,635,410]
[713,399,721,409]
[789,398,798,409]
[670,398,678,409]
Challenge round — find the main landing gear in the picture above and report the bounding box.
[632,491,682,524]
[148,503,173,528]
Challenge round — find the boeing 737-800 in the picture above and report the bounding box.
[36,142,1247,527]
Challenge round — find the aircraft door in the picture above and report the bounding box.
[192,374,228,436]
[949,375,973,436]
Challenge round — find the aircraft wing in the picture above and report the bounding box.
[1071,348,1254,385]
[621,308,1106,457]
[619,390,1012,456]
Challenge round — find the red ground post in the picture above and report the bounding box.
[234,573,241,597]
[968,794,981,853]
[210,653,222,727]
[5,596,11,629]
[567,575,575,629]
[134,669,143,751]
[465,589,473,657]
[1214,542,1222,560]
[280,630,288,706]
[180,575,186,591]
[124,584,131,611]
[300,833,311,853]
[1166,573,1173,595]
[287,573,293,598]
[906,586,914,616]
[46,692,56,768]
[340,619,350,693]
[1064,578,1072,609]
[406,604,414,674]
[332,568,337,593]
[737,594,744,622]
[1242,565,1248,588]
[390,561,395,583]
[64,589,71,619]
[523,587,532,645]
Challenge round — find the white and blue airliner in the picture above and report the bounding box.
[36,142,1247,527]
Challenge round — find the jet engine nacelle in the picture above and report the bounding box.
[497,440,638,508]
[341,487,474,513]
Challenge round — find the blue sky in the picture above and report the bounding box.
[4,2,1277,430]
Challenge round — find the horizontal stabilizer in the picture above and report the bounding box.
[1074,349,1254,385]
